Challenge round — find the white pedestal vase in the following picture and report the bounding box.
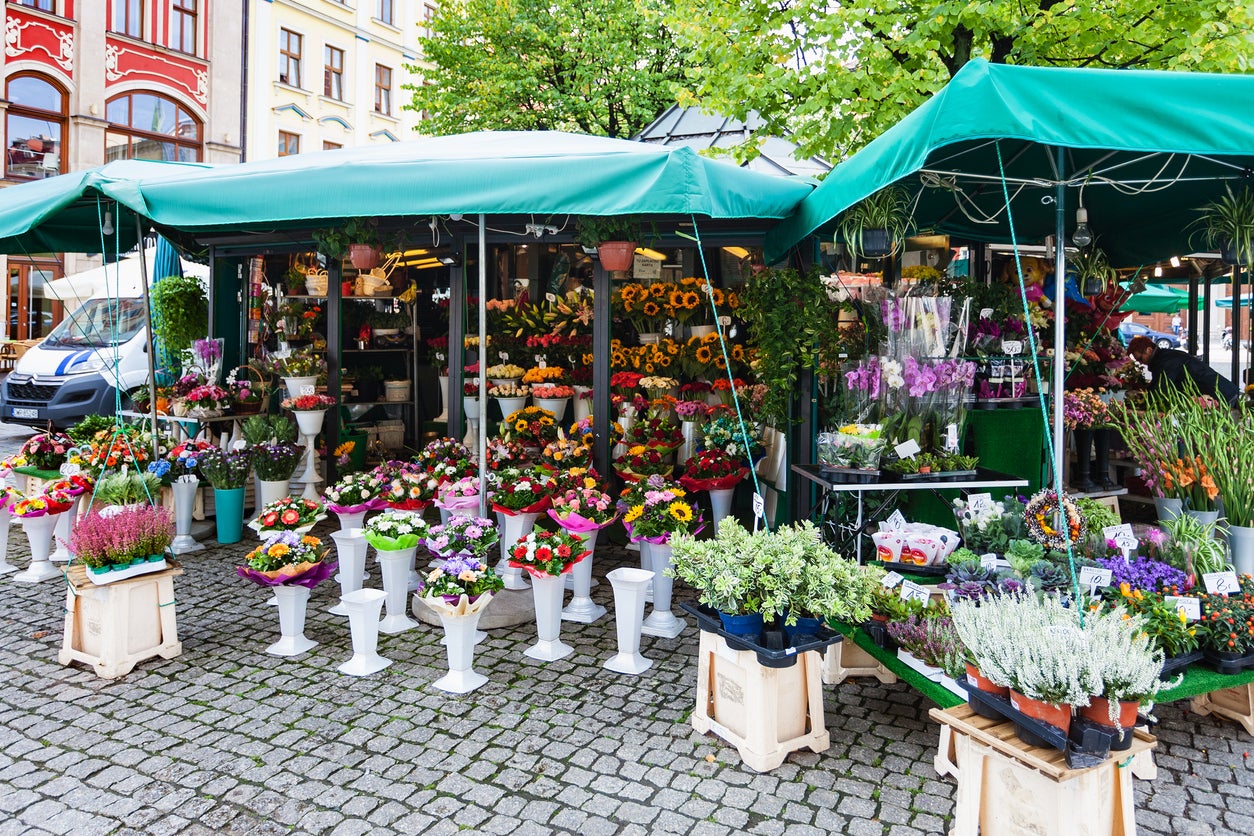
[423,593,494,693]
[638,539,655,603]
[336,588,391,676]
[293,409,326,501]
[333,508,369,532]
[50,499,79,563]
[573,386,592,422]
[463,397,482,451]
[615,406,636,460]
[257,479,290,509]
[524,572,574,662]
[376,546,419,634]
[534,397,569,423]
[562,529,606,624]
[495,396,527,420]
[329,529,369,615]
[14,512,61,583]
[1231,525,1254,576]
[266,585,318,656]
[436,375,450,423]
[709,487,736,530]
[603,567,656,675]
[640,541,686,639]
[170,477,205,555]
[283,375,318,401]
[0,506,16,575]
[678,420,700,467]
[495,510,537,591]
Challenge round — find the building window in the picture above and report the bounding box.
[423,4,437,34]
[280,29,303,88]
[112,0,143,38]
[279,132,300,157]
[378,0,394,25]
[4,75,66,180]
[171,0,198,55]
[16,1,55,12]
[324,46,344,100]
[105,92,202,162]
[323,141,342,151]
[374,65,392,116]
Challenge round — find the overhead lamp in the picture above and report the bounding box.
[101,210,114,236]
[1170,255,1182,268]
[635,247,666,261]
[1154,263,1163,278]
[1071,207,1093,248]
[438,255,459,266]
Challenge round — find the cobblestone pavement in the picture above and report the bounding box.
[0,431,1249,834]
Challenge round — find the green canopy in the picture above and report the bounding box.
[766,60,1254,264]
[0,159,210,255]
[134,131,814,234]
[1119,284,1202,314]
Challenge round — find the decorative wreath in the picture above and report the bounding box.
[1023,489,1086,551]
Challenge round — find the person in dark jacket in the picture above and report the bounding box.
[1127,335,1240,406]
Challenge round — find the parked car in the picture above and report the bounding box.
[1117,321,1180,349]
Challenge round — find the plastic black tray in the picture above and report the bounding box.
[894,469,979,481]
[682,602,842,669]
[1160,649,1204,680]
[1203,648,1254,675]
[870,559,949,578]
[967,688,1115,769]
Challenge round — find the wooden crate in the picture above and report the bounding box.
[691,630,829,772]
[821,638,898,686]
[1191,683,1254,736]
[58,562,183,679]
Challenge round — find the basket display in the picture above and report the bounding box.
[817,424,887,472]
[230,365,268,415]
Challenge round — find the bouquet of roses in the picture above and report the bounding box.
[531,384,575,399]
[281,393,336,411]
[237,530,335,587]
[181,384,232,417]
[611,371,643,395]
[486,363,525,380]
[464,379,481,397]
[522,366,568,385]
[548,485,618,533]
[500,405,560,446]
[323,471,386,514]
[426,515,499,559]
[381,467,440,510]
[620,475,702,544]
[420,555,504,602]
[435,475,481,513]
[250,496,325,534]
[363,510,427,551]
[252,442,303,481]
[679,448,747,492]
[540,430,591,471]
[625,414,683,452]
[508,526,590,576]
[488,382,531,399]
[19,431,73,471]
[489,466,555,515]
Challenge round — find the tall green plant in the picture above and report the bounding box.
[834,186,914,262]
[149,274,208,357]
[1189,184,1254,268]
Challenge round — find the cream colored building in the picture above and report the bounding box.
[245,0,430,160]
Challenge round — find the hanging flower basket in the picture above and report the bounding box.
[597,241,636,272]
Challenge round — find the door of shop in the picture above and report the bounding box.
[6,258,63,340]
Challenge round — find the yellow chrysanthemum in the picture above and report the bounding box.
[302,535,320,546]
[270,544,290,557]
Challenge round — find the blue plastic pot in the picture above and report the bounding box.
[214,487,246,545]
[718,610,764,637]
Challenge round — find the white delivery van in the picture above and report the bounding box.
[0,296,151,429]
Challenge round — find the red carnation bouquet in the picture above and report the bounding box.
[508,526,591,577]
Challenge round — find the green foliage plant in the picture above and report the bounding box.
[93,472,163,506]
[68,414,115,445]
[149,274,208,357]
[835,185,914,261]
[573,215,641,247]
[1189,184,1254,268]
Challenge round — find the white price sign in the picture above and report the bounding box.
[884,510,907,530]
[1102,524,1138,551]
[59,462,81,476]
[718,315,732,327]
[1002,340,1023,356]
[980,553,999,570]
[967,493,993,513]
[979,308,994,320]
[1079,566,1113,596]
[894,439,921,459]
[545,293,557,303]
[1165,596,1202,622]
[752,492,766,520]
[1204,571,1241,596]
[881,571,904,589]
[500,352,509,361]
[900,580,932,604]
[299,385,316,396]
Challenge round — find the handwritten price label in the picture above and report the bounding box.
[884,510,907,530]
[1079,566,1113,596]
[900,580,932,604]
[545,293,557,303]
[59,463,81,476]
[980,553,999,570]
[967,493,993,513]
[1165,596,1202,621]
[881,571,904,589]
[979,308,994,320]
[1102,524,1138,551]
[1203,571,1241,596]
[718,315,732,327]
[752,492,766,520]
[299,385,316,396]
[1002,340,1023,356]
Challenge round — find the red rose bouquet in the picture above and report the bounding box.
[508,526,591,577]
[679,449,747,492]
[249,496,326,534]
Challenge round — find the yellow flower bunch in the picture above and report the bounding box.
[522,366,567,384]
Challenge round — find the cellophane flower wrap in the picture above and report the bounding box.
[237,530,335,587]
[620,475,703,544]
[420,555,504,601]
[548,485,618,533]
[250,496,325,533]
[364,510,427,551]
[426,515,499,560]
[252,442,303,481]
[12,489,74,518]
[500,405,559,446]
[435,475,481,512]
[378,466,440,510]
[816,423,886,471]
[881,357,977,455]
[679,449,747,491]
[489,466,555,515]
[323,471,386,514]
[46,473,93,497]
[19,431,72,471]
[509,526,591,576]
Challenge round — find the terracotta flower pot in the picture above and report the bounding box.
[1079,696,1139,730]
[1009,689,1071,736]
[597,241,636,272]
[348,244,381,270]
[965,662,1009,697]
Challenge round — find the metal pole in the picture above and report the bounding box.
[134,216,160,460]
[591,260,611,478]
[1051,150,1066,497]
[326,257,342,486]
[1187,272,1199,356]
[1203,271,1213,365]
[1232,264,1242,386]
[477,216,488,516]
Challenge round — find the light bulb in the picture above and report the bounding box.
[1154,263,1163,278]
[101,210,114,236]
[1072,207,1092,248]
[1170,256,1182,268]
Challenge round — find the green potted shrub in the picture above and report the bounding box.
[574,215,641,272]
[1190,184,1254,267]
[1070,245,1118,297]
[834,185,914,262]
[313,217,401,270]
[149,274,209,360]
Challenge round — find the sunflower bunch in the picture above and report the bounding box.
[501,405,560,446]
[614,281,677,334]
[620,476,699,541]
[667,283,704,324]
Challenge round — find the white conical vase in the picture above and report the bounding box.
[267,585,318,656]
[15,512,61,583]
[436,375,450,422]
[170,477,205,555]
[524,572,574,662]
[433,607,489,693]
[495,396,527,421]
[283,375,318,400]
[257,479,290,508]
[640,541,686,639]
[603,567,656,674]
[573,387,592,422]
[463,396,482,421]
[638,539,655,603]
[336,588,391,676]
[329,528,369,616]
[678,420,700,466]
[709,487,735,529]
[334,508,369,531]
[0,506,16,575]
[496,510,537,591]
[463,415,480,452]
[294,413,325,501]
[376,546,419,633]
[562,530,606,624]
[534,397,569,423]
[49,498,79,563]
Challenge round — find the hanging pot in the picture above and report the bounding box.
[859,229,892,258]
[348,244,381,270]
[596,241,636,272]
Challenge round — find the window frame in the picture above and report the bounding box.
[374,64,392,116]
[278,131,300,157]
[323,45,344,100]
[112,0,144,38]
[280,28,304,89]
[4,73,67,182]
[170,0,198,56]
[103,91,203,164]
[378,0,395,26]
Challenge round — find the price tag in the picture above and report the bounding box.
[1203,571,1241,596]
[538,358,547,369]
[894,439,921,459]
[545,293,557,303]
[945,423,958,452]
[900,580,932,604]
[1102,524,1138,551]
[718,315,732,327]
[881,571,904,589]
[752,492,765,520]
[500,352,509,361]
[980,553,998,569]
[1079,566,1113,596]
[59,462,81,476]
[1165,596,1202,621]
[979,307,994,320]
[884,510,907,530]
[299,385,316,396]
[967,493,993,513]
[1002,340,1023,356]
[231,439,248,452]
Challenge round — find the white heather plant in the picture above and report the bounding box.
[1079,604,1168,722]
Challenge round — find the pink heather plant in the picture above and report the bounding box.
[69,505,174,569]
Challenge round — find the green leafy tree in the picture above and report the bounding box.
[667,1,1254,162]
[404,0,691,139]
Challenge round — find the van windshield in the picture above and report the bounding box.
[42,298,146,348]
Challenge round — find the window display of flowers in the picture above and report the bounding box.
[70,505,173,570]
[701,414,764,464]
[486,363,525,380]
[364,510,428,551]
[488,382,530,399]
[238,530,333,586]
[281,393,337,411]
[530,384,575,399]
[252,442,303,482]
[501,406,560,447]
[250,496,326,533]
[323,471,386,513]
[19,431,73,471]
[488,466,555,514]
[420,555,504,602]
[508,526,590,576]
[522,366,568,385]
[679,448,747,492]
[816,423,886,472]
[426,515,499,560]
